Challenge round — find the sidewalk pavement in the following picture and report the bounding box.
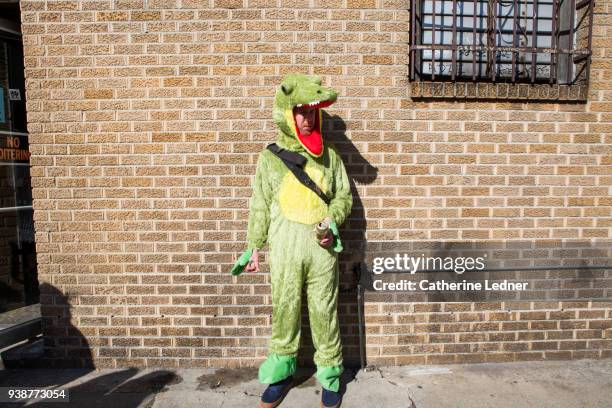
[0,359,610,407]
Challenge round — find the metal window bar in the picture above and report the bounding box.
[512,0,518,82]
[550,0,557,84]
[410,0,594,85]
[411,0,418,80]
[472,0,478,80]
[432,0,436,81]
[584,0,594,84]
[567,0,575,82]
[452,1,458,80]
[531,0,538,83]
[490,0,497,82]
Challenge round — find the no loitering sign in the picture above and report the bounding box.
[0,134,30,163]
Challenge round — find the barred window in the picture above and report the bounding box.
[409,0,595,100]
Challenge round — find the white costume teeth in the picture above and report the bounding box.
[295,101,323,108]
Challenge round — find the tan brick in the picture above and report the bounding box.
[347,0,376,8]
[84,89,113,99]
[97,11,130,21]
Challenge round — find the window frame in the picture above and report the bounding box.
[408,0,595,101]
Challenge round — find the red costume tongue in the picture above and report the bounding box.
[295,108,322,156]
[293,100,333,157]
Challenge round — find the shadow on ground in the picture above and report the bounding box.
[0,368,181,407]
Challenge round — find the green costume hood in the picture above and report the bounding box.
[273,73,337,157]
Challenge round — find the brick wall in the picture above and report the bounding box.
[19,0,611,368]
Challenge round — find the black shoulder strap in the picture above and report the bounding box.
[266,143,331,205]
[267,143,306,167]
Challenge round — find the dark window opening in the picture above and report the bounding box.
[0,1,39,316]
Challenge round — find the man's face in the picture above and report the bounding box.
[293,106,317,136]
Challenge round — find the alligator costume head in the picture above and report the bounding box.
[273,73,338,158]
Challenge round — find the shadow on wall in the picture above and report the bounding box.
[0,282,92,370]
[38,282,93,369]
[298,112,378,369]
[0,282,182,407]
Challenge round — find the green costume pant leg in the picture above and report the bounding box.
[306,230,344,392]
[258,221,343,392]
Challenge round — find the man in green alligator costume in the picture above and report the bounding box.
[234,73,352,408]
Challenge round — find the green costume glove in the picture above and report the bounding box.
[230,248,253,276]
[329,221,343,253]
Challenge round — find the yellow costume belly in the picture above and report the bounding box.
[278,163,328,225]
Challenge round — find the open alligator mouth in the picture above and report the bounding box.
[292,99,335,157]
[294,100,335,109]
